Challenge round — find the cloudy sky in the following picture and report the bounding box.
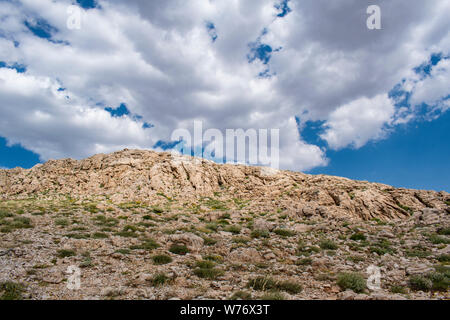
[0,0,449,191]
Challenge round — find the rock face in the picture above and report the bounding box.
[0,149,448,221]
[0,151,449,301]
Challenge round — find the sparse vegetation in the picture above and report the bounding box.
[273,229,296,237]
[296,258,313,266]
[130,239,160,251]
[230,291,252,300]
[429,234,450,245]
[259,291,285,300]
[336,273,366,293]
[150,273,170,286]
[408,275,433,292]
[247,277,302,294]
[0,150,448,301]
[297,242,321,257]
[319,239,338,250]
[169,244,189,255]
[0,281,25,300]
[225,225,241,234]
[193,267,224,280]
[56,249,76,258]
[390,285,408,294]
[369,239,395,255]
[350,232,366,241]
[152,255,173,265]
[250,229,269,239]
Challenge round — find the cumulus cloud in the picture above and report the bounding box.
[320,94,395,150]
[0,68,154,160]
[0,0,448,170]
[409,58,450,113]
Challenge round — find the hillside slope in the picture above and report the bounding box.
[0,149,448,221]
[0,149,449,300]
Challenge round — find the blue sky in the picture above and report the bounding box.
[0,0,449,192]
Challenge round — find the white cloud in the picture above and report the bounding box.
[0,0,448,170]
[279,117,328,171]
[0,68,154,160]
[320,94,395,150]
[410,58,450,113]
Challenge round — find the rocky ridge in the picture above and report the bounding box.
[0,149,448,300]
[0,149,448,221]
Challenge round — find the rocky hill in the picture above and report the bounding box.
[0,149,448,300]
[0,149,448,220]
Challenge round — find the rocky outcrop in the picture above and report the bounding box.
[0,149,448,220]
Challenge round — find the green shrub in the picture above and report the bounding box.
[369,239,395,255]
[250,229,269,239]
[202,237,217,246]
[55,218,69,227]
[259,291,285,300]
[93,215,119,227]
[336,273,366,293]
[79,252,93,268]
[150,273,170,286]
[319,239,338,250]
[397,204,413,214]
[429,234,450,245]
[205,223,219,232]
[130,239,160,251]
[296,242,321,257]
[92,232,109,239]
[0,282,24,300]
[296,258,313,266]
[437,254,450,263]
[347,255,364,263]
[247,277,302,294]
[152,207,164,214]
[248,277,277,291]
[114,229,138,238]
[203,254,224,263]
[169,244,189,255]
[232,237,250,244]
[275,281,302,294]
[57,249,76,258]
[13,217,32,228]
[273,229,296,237]
[204,199,228,210]
[193,268,224,279]
[152,255,172,265]
[0,210,13,219]
[390,285,408,294]
[230,291,252,300]
[115,249,131,255]
[350,232,366,241]
[85,204,99,213]
[427,272,449,291]
[408,275,432,292]
[405,246,431,258]
[195,260,215,269]
[225,225,242,234]
[437,227,450,236]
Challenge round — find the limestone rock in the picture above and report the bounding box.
[170,233,204,252]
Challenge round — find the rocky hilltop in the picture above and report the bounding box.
[0,149,448,221]
[0,149,448,300]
